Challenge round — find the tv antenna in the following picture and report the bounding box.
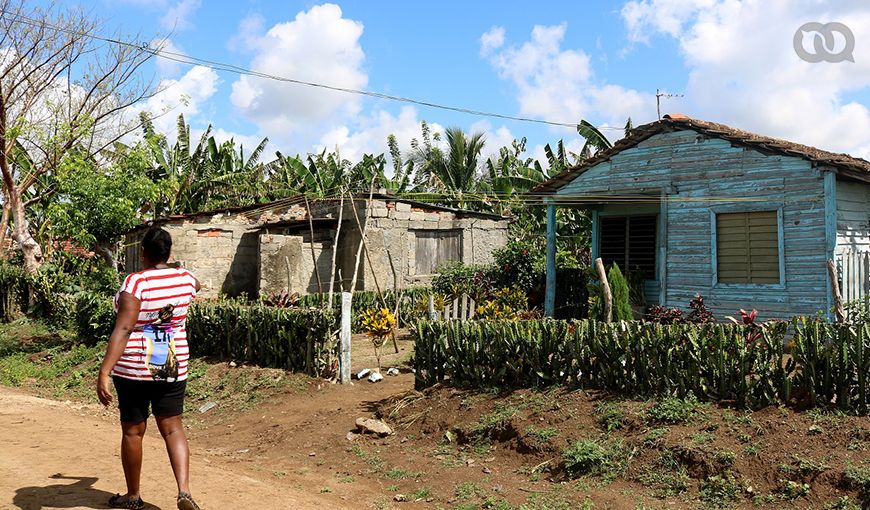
[656,89,685,119]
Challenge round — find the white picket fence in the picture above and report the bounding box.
[427,293,476,321]
[837,249,870,317]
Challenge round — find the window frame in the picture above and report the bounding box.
[596,212,659,281]
[710,206,785,289]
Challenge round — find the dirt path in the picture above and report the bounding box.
[0,387,339,510]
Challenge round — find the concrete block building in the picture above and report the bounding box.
[124,194,510,299]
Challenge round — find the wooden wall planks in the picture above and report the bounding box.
[555,129,831,319]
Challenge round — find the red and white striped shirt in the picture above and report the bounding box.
[112,267,198,381]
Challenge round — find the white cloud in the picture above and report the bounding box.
[140,65,220,139]
[230,4,367,146]
[160,0,202,31]
[316,106,442,165]
[152,38,185,77]
[480,26,506,56]
[620,0,870,157]
[203,128,268,155]
[482,23,657,141]
[469,119,518,160]
[227,13,266,52]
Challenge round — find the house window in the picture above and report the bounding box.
[414,230,462,274]
[599,215,657,279]
[716,211,780,284]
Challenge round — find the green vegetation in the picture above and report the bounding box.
[636,450,690,498]
[562,437,631,482]
[777,480,810,500]
[595,401,626,431]
[645,396,701,425]
[415,317,870,414]
[607,263,633,322]
[699,474,743,508]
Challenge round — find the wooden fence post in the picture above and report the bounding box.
[595,257,612,323]
[828,259,846,323]
[340,292,352,384]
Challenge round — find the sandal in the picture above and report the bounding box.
[108,493,145,510]
[177,492,202,510]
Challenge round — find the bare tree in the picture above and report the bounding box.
[0,1,154,271]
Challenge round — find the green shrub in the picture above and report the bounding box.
[188,302,335,377]
[414,319,794,408]
[699,474,743,507]
[646,395,701,424]
[431,262,494,301]
[296,288,429,332]
[0,263,27,322]
[608,263,633,321]
[492,239,544,295]
[74,292,116,346]
[413,317,870,414]
[562,437,629,480]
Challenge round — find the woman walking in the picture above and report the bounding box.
[97,227,203,510]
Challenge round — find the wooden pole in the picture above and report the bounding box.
[327,192,345,309]
[828,259,846,323]
[385,249,400,354]
[340,291,352,384]
[595,257,612,323]
[304,196,324,298]
[544,203,556,317]
[348,188,386,305]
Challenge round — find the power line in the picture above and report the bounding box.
[0,9,628,132]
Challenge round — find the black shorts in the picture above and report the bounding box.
[112,376,187,424]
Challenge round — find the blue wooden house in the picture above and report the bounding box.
[537,115,870,319]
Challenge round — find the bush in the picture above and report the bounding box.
[0,263,27,322]
[296,288,430,333]
[431,262,494,301]
[562,438,629,480]
[491,239,544,295]
[188,302,336,377]
[412,317,870,414]
[74,292,116,346]
[608,264,632,321]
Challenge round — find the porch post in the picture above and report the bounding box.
[545,201,556,317]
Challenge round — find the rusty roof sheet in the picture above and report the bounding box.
[531,115,870,194]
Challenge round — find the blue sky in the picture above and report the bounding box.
[86,0,870,164]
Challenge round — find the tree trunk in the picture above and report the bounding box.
[95,239,118,270]
[0,198,9,260]
[9,188,42,273]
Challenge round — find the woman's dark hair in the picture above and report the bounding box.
[141,227,172,264]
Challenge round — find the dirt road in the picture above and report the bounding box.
[0,387,337,510]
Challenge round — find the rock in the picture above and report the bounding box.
[356,368,371,380]
[386,367,400,376]
[368,372,384,383]
[444,430,456,443]
[229,361,237,368]
[356,417,393,437]
[393,494,407,502]
[308,451,316,457]
[346,432,358,442]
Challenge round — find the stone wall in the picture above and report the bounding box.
[124,213,258,299]
[125,197,509,298]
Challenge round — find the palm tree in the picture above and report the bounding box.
[410,123,486,209]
